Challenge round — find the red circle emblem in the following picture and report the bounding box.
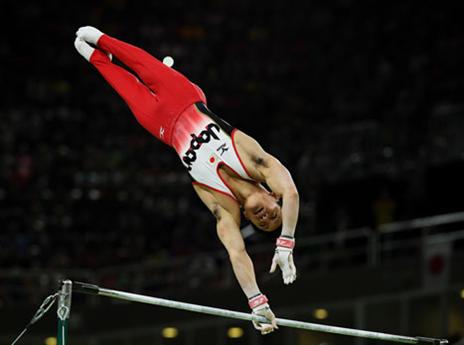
[210,157,215,163]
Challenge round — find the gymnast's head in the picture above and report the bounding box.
[243,189,282,232]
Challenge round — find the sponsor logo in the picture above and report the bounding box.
[216,143,229,156]
[159,126,165,138]
[182,123,221,171]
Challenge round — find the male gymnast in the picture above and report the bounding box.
[74,26,299,335]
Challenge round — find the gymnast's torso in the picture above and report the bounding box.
[171,102,256,201]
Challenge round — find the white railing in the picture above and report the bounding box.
[1,211,463,305]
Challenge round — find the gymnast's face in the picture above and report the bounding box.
[243,191,282,232]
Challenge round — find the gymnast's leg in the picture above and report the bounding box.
[74,38,160,134]
[76,26,194,97]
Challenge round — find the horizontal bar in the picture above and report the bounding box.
[72,281,447,345]
[73,281,99,295]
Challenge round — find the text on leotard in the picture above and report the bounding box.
[182,123,221,171]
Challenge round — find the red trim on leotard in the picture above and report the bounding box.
[192,181,239,204]
[191,161,246,206]
[215,161,245,200]
[231,129,253,179]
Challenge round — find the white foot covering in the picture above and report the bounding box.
[76,26,104,45]
[74,37,95,61]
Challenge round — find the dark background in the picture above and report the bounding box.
[0,1,463,345]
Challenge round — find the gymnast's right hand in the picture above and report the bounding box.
[248,294,278,335]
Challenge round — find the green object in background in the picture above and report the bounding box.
[57,319,67,345]
[57,280,72,345]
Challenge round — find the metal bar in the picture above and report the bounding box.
[73,281,447,345]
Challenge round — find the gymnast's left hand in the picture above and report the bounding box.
[269,237,297,284]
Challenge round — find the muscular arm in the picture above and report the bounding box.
[235,132,299,238]
[216,209,262,298]
[193,186,262,298]
[193,186,278,333]
[262,156,299,238]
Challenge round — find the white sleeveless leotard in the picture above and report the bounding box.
[171,103,252,200]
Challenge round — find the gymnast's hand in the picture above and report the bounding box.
[270,236,297,284]
[249,294,278,335]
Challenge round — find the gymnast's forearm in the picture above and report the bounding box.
[228,249,262,298]
[281,189,299,238]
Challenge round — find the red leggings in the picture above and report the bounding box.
[89,35,206,145]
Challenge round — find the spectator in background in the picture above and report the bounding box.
[1,0,464,306]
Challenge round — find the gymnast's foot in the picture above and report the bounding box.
[74,37,95,62]
[76,26,104,45]
[74,36,112,62]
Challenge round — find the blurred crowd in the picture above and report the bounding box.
[1,0,463,277]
